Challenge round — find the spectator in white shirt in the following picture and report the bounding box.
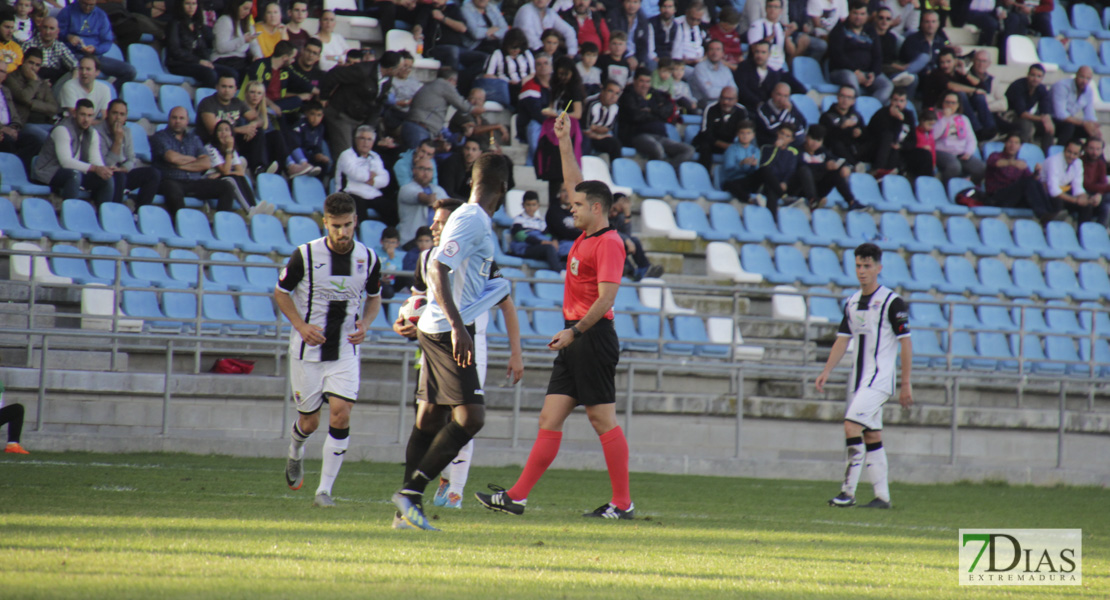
[807,0,847,38]
[514,0,579,57]
[671,0,706,65]
[58,56,111,119]
[691,39,734,106]
[1050,66,1102,147]
[1041,139,1103,224]
[748,0,795,71]
[338,125,393,224]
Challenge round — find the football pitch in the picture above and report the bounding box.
[1,452,1104,599]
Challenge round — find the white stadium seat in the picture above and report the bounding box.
[638,277,696,316]
[639,199,698,240]
[82,284,143,332]
[1006,35,1058,71]
[386,29,441,71]
[9,242,72,285]
[705,241,763,284]
[581,156,633,197]
[705,317,765,361]
[771,285,812,322]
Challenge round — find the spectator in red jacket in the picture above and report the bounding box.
[561,0,609,55]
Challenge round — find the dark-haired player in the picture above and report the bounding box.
[816,242,913,510]
[476,113,633,520]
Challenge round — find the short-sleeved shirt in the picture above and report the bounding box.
[197,95,250,142]
[837,285,909,395]
[564,227,626,321]
[150,129,208,181]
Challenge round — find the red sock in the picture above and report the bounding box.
[599,426,631,510]
[507,428,562,501]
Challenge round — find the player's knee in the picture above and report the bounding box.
[299,412,321,434]
[459,413,484,436]
[862,430,882,444]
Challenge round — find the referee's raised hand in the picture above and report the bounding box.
[554,112,571,143]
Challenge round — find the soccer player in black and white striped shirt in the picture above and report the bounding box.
[816,243,913,510]
[276,193,382,507]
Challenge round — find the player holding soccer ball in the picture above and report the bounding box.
[276,193,382,507]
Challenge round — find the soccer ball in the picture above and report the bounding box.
[399,296,428,324]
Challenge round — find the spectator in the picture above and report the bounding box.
[390,51,423,113]
[597,30,633,89]
[899,10,954,78]
[819,85,865,166]
[315,11,350,72]
[562,0,610,55]
[649,0,679,61]
[12,0,33,44]
[252,2,288,59]
[288,100,331,175]
[285,1,312,50]
[746,0,823,60]
[1042,139,1105,225]
[578,41,603,95]
[466,88,511,148]
[667,61,698,113]
[1004,63,1053,149]
[870,7,917,95]
[477,27,534,108]
[694,86,746,169]
[708,6,744,67]
[996,0,1034,52]
[544,183,581,256]
[984,133,1051,213]
[197,75,268,173]
[552,55,586,120]
[204,119,267,214]
[903,107,938,178]
[151,106,237,215]
[755,81,807,146]
[95,99,160,209]
[6,49,60,128]
[692,39,735,106]
[865,86,916,177]
[397,156,446,255]
[212,0,260,76]
[416,0,484,74]
[462,0,510,55]
[828,2,892,104]
[963,0,1000,46]
[1050,66,1102,146]
[934,91,984,183]
[720,119,761,202]
[960,50,1002,139]
[243,40,302,123]
[610,191,663,280]
[403,66,483,151]
[1082,138,1110,223]
[402,226,433,271]
[285,37,325,105]
[58,56,111,119]
[439,136,482,198]
[166,0,233,89]
[377,226,403,299]
[748,124,800,218]
[21,17,76,83]
[583,79,623,158]
[515,0,578,56]
[671,0,706,65]
[320,50,396,157]
[748,0,797,72]
[876,0,917,36]
[518,53,554,166]
[240,79,316,178]
[795,124,860,210]
[618,67,695,168]
[509,190,562,271]
[395,139,439,188]
[733,41,781,113]
[0,67,43,170]
[338,125,393,224]
[540,26,569,62]
[920,48,994,141]
[608,0,652,69]
[0,13,23,73]
[34,99,113,205]
[56,0,136,84]
[807,0,847,39]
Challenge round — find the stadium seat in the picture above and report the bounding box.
[705,316,765,360]
[202,292,259,334]
[612,313,648,352]
[910,255,963,294]
[809,209,857,247]
[129,247,190,289]
[707,202,752,241]
[876,252,926,291]
[121,290,180,332]
[612,158,666,197]
[1044,222,1097,260]
[1077,337,1110,377]
[776,206,816,244]
[880,213,930,253]
[854,97,882,124]
[912,214,962,255]
[679,162,731,201]
[1044,261,1099,301]
[792,56,839,93]
[1012,220,1066,259]
[209,252,266,292]
[808,246,856,287]
[910,330,944,367]
[0,153,51,195]
[943,255,996,297]
[129,44,189,84]
[211,212,270,254]
[614,278,654,313]
[646,161,700,200]
[1012,299,1052,334]
[948,177,1000,217]
[978,302,1019,332]
[675,315,727,357]
[979,218,1033,258]
[0,198,43,240]
[359,220,386,247]
[256,173,314,215]
[849,173,899,211]
[639,277,695,315]
[581,156,633,197]
[287,216,322,247]
[774,245,826,286]
[20,197,81,242]
[675,201,730,241]
[162,291,200,331]
[845,211,894,250]
[742,205,793,244]
[138,205,197,248]
[238,293,280,330]
[914,176,965,215]
[531,270,564,305]
[244,255,281,290]
[950,331,991,370]
[159,85,196,121]
[385,29,441,70]
[880,174,931,214]
[51,245,109,285]
[1077,221,1110,258]
[1006,35,1046,68]
[976,332,1019,371]
[194,87,216,106]
[981,141,1004,160]
[1037,37,1077,72]
[808,287,843,322]
[89,246,151,287]
[1077,263,1110,300]
[1050,3,1087,39]
[790,94,820,125]
[1068,39,1110,74]
[175,208,237,251]
[977,257,1027,298]
[639,313,694,355]
[1012,259,1067,299]
[512,276,554,308]
[942,294,981,330]
[705,241,763,283]
[908,292,945,328]
[122,82,169,122]
[291,176,328,213]
[741,245,793,284]
[59,199,122,243]
[1044,335,1082,374]
[531,308,565,341]
[945,216,998,256]
[492,236,526,268]
[247,214,295,255]
[125,122,152,163]
[1045,301,1084,335]
[167,249,227,290]
[1072,3,1110,40]
[771,285,809,321]
[9,242,71,284]
[639,199,698,239]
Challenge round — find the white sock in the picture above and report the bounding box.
[865,442,890,502]
[841,437,865,497]
[447,439,475,496]
[316,432,349,496]
[288,422,309,460]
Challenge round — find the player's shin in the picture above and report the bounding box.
[405,421,473,496]
[447,439,475,496]
[317,426,349,496]
[289,421,310,460]
[841,436,865,497]
[865,441,889,502]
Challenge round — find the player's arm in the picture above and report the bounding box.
[554,113,583,191]
[549,281,618,351]
[274,250,325,346]
[429,259,473,367]
[497,295,524,384]
[898,337,913,408]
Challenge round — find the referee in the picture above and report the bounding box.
[477,113,635,520]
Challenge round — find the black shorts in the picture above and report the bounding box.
[416,325,485,406]
[546,318,620,406]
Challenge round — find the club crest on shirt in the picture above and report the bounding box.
[569,256,580,276]
[357,259,365,273]
[442,240,460,257]
[294,391,301,402]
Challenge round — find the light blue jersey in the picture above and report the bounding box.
[418,203,509,334]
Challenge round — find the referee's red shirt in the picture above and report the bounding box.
[563,227,626,320]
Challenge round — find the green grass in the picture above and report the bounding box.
[0,452,1105,599]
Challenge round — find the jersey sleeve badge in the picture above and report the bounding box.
[443,240,460,257]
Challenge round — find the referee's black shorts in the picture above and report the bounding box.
[416,324,484,406]
[546,318,620,406]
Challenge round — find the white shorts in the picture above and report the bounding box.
[844,387,890,431]
[290,355,360,415]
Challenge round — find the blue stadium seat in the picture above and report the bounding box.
[239,294,280,330]
[0,153,51,195]
[809,287,844,322]
[1078,301,1110,336]
[89,246,151,287]
[978,257,1028,298]
[612,158,666,197]
[1038,37,1077,71]
[244,255,280,290]
[158,85,196,121]
[980,218,1033,258]
[511,309,545,348]
[911,254,963,294]
[532,270,565,304]
[1011,299,1051,333]
[981,141,1004,161]
[741,245,793,284]
[790,93,820,125]
[911,329,944,367]
[1072,3,1110,39]
[20,197,81,242]
[126,122,152,163]
[532,308,565,339]
[1013,220,1066,259]
[202,292,260,334]
[129,247,190,289]
[673,315,727,357]
[1012,259,1067,299]
[162,291,200,330]
[877,252,926,291]
[1078,337,1110,377]
[249,214,296,255]
[291,177,328,213]
[1045,301,1084,335]
[977,332,1018,371]
[58,199,121,243]
[948,177,1001,217]
[880,213,930,253]
[1044,334,1083,374]
[942,294,980,330]
[210,251,267,292]
[880,174,932,214]
[512,277,553,308]
[639,314,693,355]
[176,208,237,251]
[121,290,180,332]
[914,176,965,215]
[129,44,190,84]
[943,255,996,297]
[808,247,856,287]
[1045,221,1099,260]
[1045,261,1099,301]
[676,201,730,241]
[946,216,999,255]
[287,216,322,247]
[646,160,699,200]
[908,292,945,328]
[679,162,731,201]
[138,205,197,248]
[0,198,43,239]
[846,211,895,249]
[776,206,816,244]
[194,87,216,107]
[122,82,169,122]
[105,43,123,61]
[51,245,109,284]
[1051,3,1087,39]
[912,214,963,254]
[1078,262,1110,298]
[792,56,839,93]
[952,331,993,370]
[256,173,314,215]
[358,220,387,247]
[612,313,652,352]
[849,173,899,211]
[978,302,1018,332]
[742,205,793,243]
[167,249,227,290]
[809,209,857,247]
[855,97,882,124]
[1077,221,1110,258]
[212,212,272,254]
[614,279,653,313]
[774,245,826,285]
[708,203,752,241]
